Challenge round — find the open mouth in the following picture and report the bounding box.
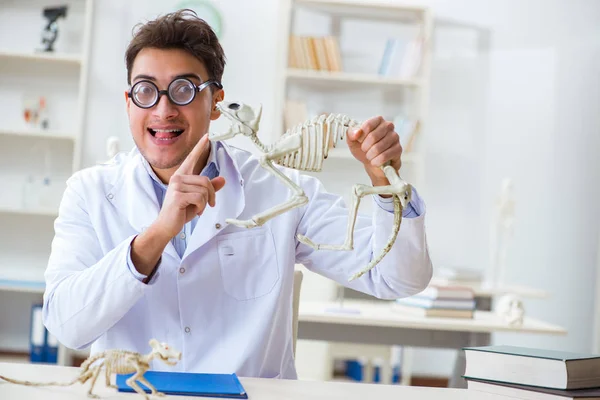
[148,128,185,140]
[159,353,181,365]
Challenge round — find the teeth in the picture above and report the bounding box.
[153,129,182,133]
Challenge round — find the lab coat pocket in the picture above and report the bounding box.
[217,227,280,301]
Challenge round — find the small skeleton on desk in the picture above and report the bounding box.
[0,339,181,399]
[495,293,525,326]
[209,101,413,281]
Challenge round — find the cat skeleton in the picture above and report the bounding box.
[208,101,412,281]
[0,339,181,399]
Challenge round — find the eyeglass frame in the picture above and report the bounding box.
[127,77,223,109]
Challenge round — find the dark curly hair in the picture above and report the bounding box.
[125,9,226,89]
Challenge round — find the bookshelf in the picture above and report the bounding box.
[0,50,82,65]
[275,0,432,384]
[275,0,432,208]
[0,0,94,360]
[285,68,423,88]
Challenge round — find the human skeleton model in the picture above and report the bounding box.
[209,101,412,281]
[0,339,181,399]
[485,178,516,289]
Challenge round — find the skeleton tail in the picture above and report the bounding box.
[79,352,105,372]
[0,351,106,387]
[348,194,403,281]
[0,373,80,387]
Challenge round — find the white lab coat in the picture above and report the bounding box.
[42,142,432,379]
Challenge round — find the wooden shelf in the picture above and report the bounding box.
[294,0,428,22]
[0,50,82,66]
[0,128,76,141]
[286,68,421,88]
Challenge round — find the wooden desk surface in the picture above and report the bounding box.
[0,362,467,399]
[299,300,567,335]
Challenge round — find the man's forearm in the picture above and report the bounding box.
[368,170,393,198]
[130,223,172,276]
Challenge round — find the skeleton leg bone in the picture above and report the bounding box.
[86,366,103,399]
[296,182,363,251]
[297,163,411,281]
[226,155,308,228]
[137,375,164,397]
[348,194,403,281]
[126,372,150,400]
[105,367,116,389]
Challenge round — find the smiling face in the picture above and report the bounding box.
[125,47,223,181]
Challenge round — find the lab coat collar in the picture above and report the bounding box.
[106,142,244,263]
[182,142,245,260]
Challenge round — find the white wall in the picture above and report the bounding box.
[413,0,600,377]
[4,0,598,378]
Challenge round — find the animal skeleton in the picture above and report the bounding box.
[209,101,412,281]
[0,339,181,399]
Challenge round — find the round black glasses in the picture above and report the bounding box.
[128,78,223,109]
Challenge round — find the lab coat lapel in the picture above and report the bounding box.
[107,152,179,261]
[183,144,245,260]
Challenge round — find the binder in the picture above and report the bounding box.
[116,371,248,398]
[29,304,45,363]
[45,331,59,364]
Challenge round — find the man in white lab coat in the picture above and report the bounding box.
[42,9,432,379]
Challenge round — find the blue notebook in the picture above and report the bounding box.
[116,371,248,398]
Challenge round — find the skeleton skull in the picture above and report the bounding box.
[495,294,525,326]
[149,338,181,366]
[209,101,263,141]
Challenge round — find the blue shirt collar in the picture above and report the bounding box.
[141,139,221,191]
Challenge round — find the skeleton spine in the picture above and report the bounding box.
[275,114,359,172]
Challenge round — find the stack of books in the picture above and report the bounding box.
[392,285,475,318]
[463,345,600,399]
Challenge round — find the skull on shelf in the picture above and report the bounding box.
[495,293,525,326]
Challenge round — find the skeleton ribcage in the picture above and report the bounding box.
[275,113,360,172]
[106,351,138,374]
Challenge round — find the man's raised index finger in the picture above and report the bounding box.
[176,134,209,175]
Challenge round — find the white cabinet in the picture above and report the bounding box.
[0,0,94,353]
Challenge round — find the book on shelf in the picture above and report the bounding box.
[392,302,474,318]
[417,284,475,300]
[288,35,342,72]
[463,345,600,390]
[395,295,476,310]
[393,281,476,318]
[394,116,420,153]
[467,377,600,400]
[378,36,423,79]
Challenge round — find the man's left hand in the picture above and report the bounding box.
[346,115,402,186]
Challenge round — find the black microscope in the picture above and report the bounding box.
[40,5,68,52]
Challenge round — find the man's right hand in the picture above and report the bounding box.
[131,134,226,277]
[155,134,226,238]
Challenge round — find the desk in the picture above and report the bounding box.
[428,278,549,311]
[345,280,549,311]
[0,362,468,399]
[297,300,566,388]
